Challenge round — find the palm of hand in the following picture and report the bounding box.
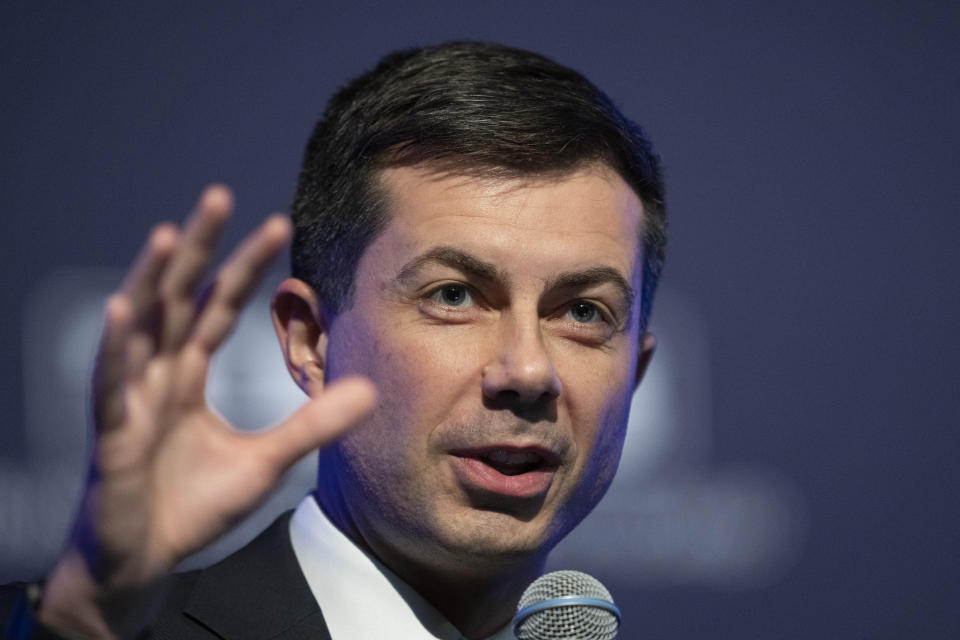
[73,186,375,590]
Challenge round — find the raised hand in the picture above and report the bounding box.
[38,186,376,637]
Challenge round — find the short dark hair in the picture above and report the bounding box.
[291,41,666,329]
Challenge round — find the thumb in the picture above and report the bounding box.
[256,376,377,472]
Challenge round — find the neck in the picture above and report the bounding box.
[368,536,544,639]
[314,461,545,639]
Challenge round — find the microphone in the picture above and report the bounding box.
[512,570,621,640]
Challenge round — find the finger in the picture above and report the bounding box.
[121,224,179,325]
[254,376,377,473]
[158,185,234,350]
[92,294,134,433]
[189,214,291,353]
[163,185,234,297]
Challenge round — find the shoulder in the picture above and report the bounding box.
[153,511,330,639]
[0,574,210,640]
[2,511,327,640]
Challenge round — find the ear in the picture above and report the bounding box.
[271,278,328,397]
[634,332,656,390]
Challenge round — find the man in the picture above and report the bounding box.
[2,41,666,639]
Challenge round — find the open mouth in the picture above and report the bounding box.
[477,448,548,476]
[449,446,560,499]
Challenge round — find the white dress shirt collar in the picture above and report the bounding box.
[289,494,517,640]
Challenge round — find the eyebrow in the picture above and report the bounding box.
[396,246,508,287]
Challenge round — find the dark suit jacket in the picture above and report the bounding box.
[2,512,334,640]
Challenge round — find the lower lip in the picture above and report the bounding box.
[450,456,556,499]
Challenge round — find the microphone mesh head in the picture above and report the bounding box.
[514,570,620,640]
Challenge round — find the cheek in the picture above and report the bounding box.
[332,318,485,449]
[561,346,636,479]
[380,321,486,408]
[565,398,631,515]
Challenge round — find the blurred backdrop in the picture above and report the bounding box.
[1,2,958,637]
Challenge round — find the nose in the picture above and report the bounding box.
[482,314,562,406]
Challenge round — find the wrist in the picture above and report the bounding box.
[38,550,115,640]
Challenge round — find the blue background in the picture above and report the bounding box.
[2,2,958,637]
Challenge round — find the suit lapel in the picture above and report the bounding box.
[181,512,333,640]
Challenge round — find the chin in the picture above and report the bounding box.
[422,506,563,567]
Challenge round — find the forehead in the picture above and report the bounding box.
[371,164,645,285]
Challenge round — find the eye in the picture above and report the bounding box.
[430,284,474,307]
[566,301,603,323]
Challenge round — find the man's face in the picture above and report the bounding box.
[321,163,650,574]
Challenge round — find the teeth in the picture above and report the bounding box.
[485,449,542,465]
